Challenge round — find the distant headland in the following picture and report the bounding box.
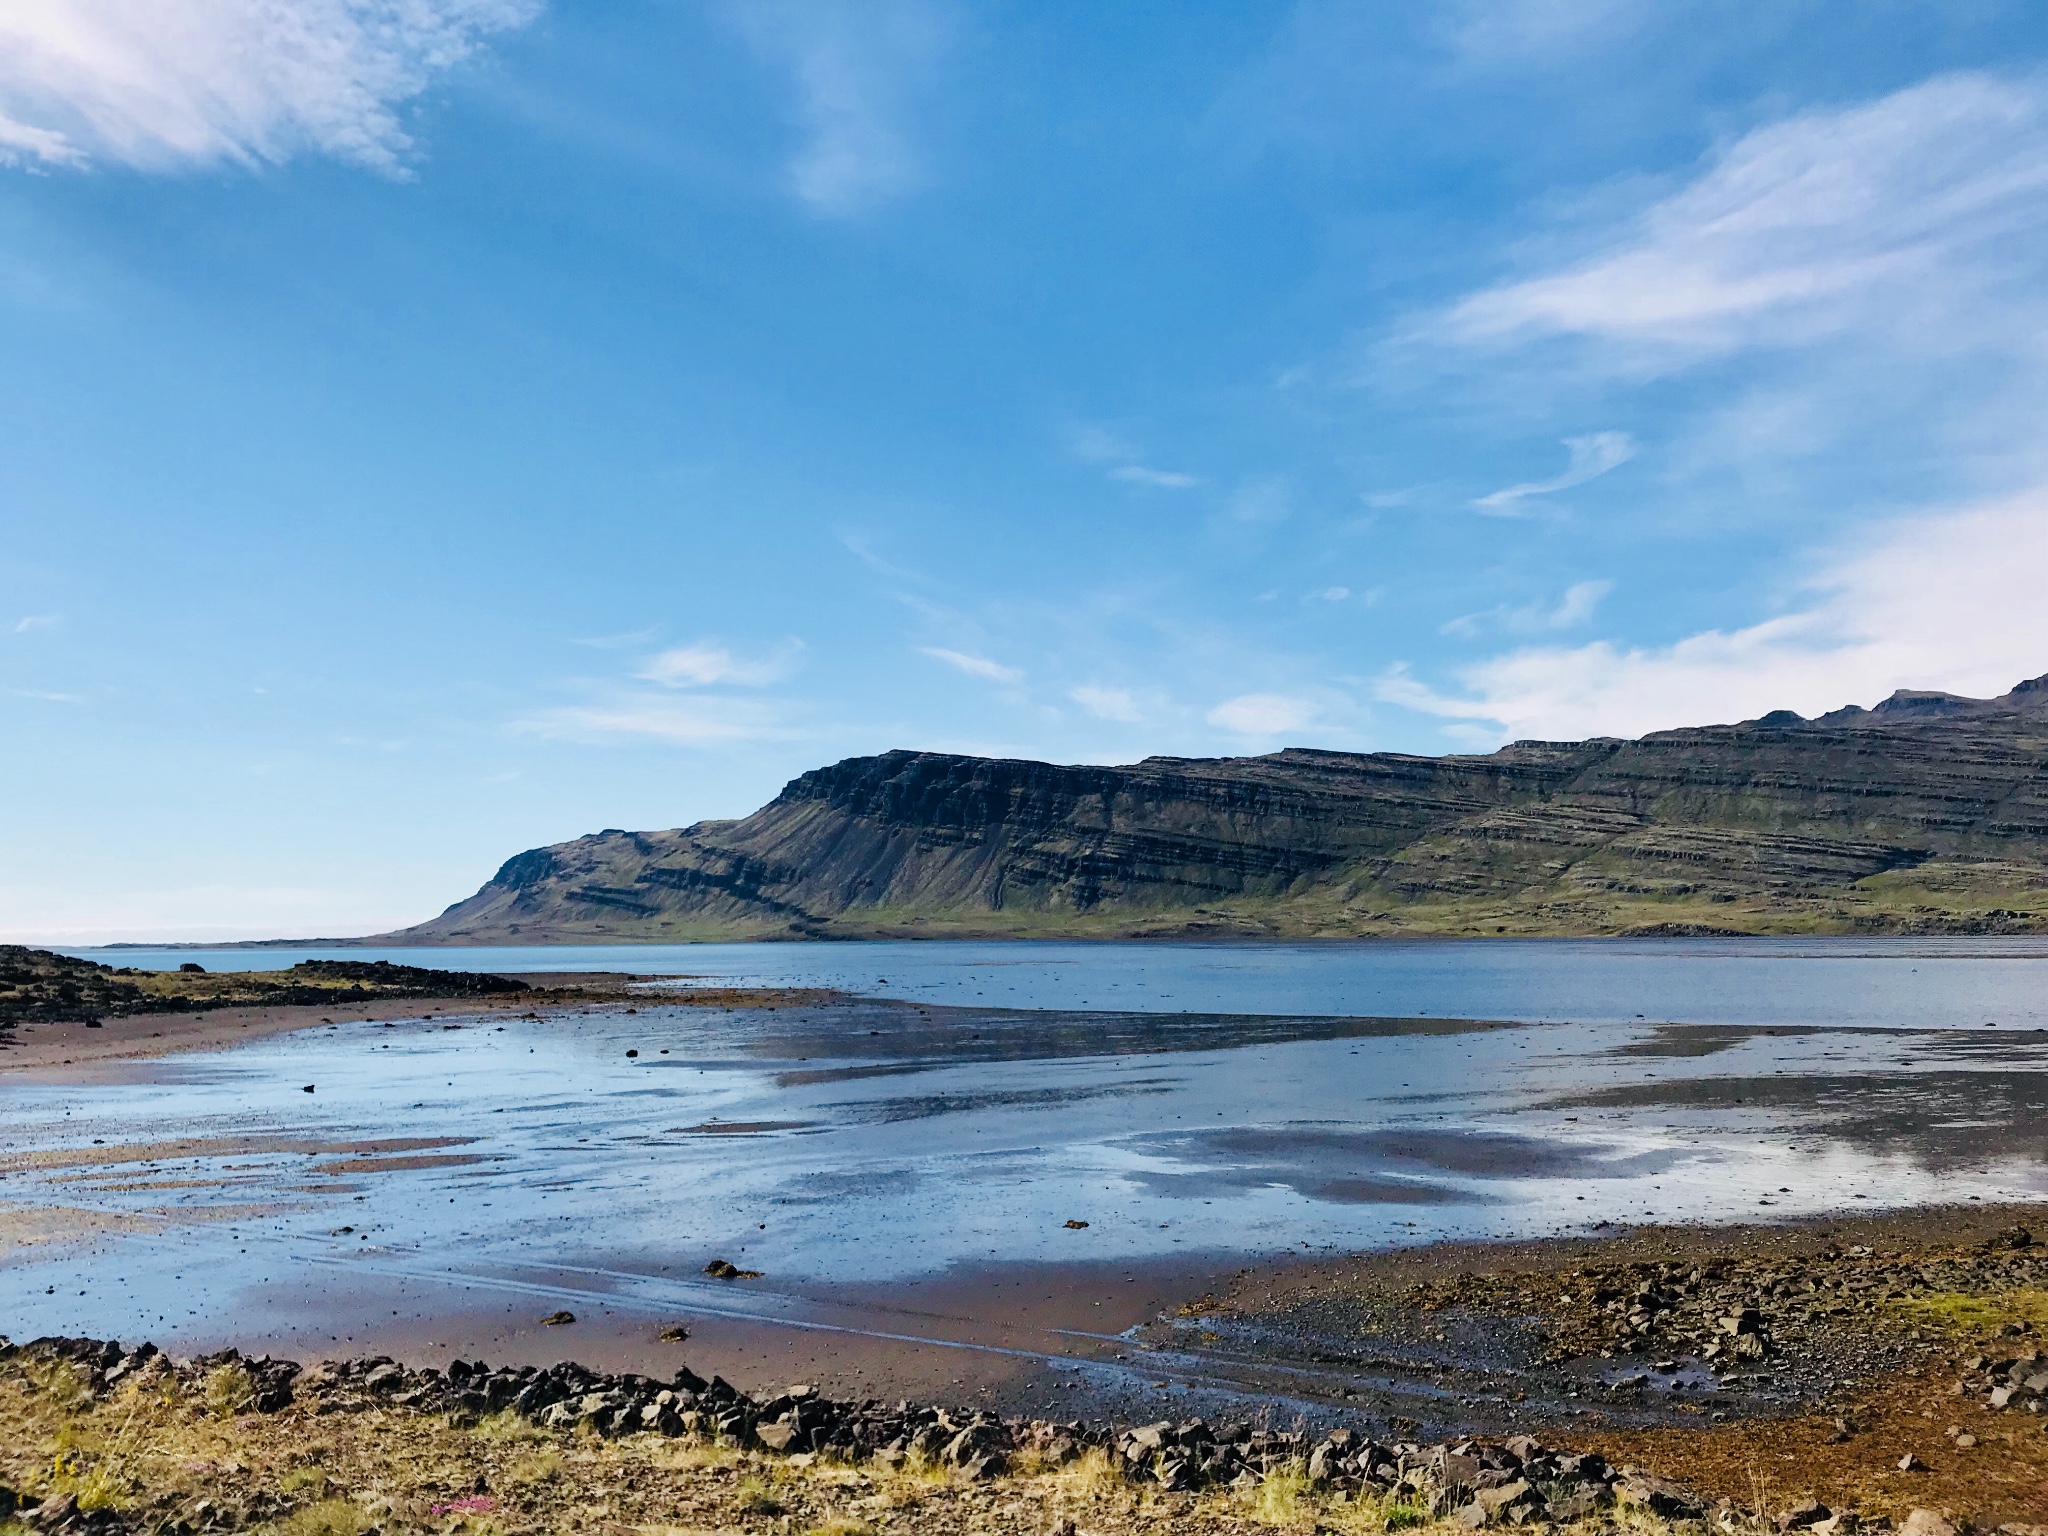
[357,675,2048,944]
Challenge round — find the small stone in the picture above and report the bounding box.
[1063,1220,1089,1229]
[540,1310,575,1326]
[1954,1433,1977,1449]
[1897,1453,1927,1472]
[1900,1511,1956,1536]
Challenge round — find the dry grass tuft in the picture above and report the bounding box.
[272,1497,376,1536]
[1244,1459,1316,1526]
[735,1475,786,1516]
[203,1362,255,1418]
[802,1516,877,1536]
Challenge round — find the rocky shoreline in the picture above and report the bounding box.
[13,1205,2048,1535]
[0,949,533,1031]
[2,1332,1708,1534]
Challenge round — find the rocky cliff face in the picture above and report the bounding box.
[392,676,2048,941]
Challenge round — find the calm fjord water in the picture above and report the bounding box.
[9,939,2048,1362]
[65,934,2048,1025]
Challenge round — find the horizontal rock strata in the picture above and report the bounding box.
[396,675,2048,942]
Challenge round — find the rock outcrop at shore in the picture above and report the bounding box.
[395,674,2048,941]
[0,952,528,1030]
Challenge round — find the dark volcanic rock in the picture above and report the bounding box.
[0,950,527,1028]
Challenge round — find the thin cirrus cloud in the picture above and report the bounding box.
[0,0,539,173]
[1207,692,1316,736]
[515,696,787,747]
[1473,433,1634,512]
[1070,684,1143,723]
[1109,465,1202,489]
[636,640,802,688]
[1071,424,1201,490]
[920,646,1022,684]
[1441,70,2048,360]
[1382,488,2048,743]
[1442,579,1612,639]
[724,0,952,217]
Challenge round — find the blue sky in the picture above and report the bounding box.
[4,1,2047,941]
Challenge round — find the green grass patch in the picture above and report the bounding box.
[1894,1287,2048,1335]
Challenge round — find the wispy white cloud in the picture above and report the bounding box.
[1542,578,1611,629]
[1207,692,1316,736]
[1473,432,1634,511]
[1227,475,1291,523]
[12,614,57,632]
[726,0,951,216]
[1109,464,1202,490]
[1070,425,1135,464]
[12,687,84,703]
[1304,586,1351,604]
[1442,71,2048,360]
[1443,579,1613,638]
[637,640,802,688]
[1070,684,1143,723]
[1439,0,1640,64]
[920,646,1022,684]
[1071,423,1200,490]
[839,530,924,583]
[516,696,788,746]
[1383,488,2048,742]
[0,0,538,174]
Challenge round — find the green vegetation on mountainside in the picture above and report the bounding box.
[390,676,2048,943]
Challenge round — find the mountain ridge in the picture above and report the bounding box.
[386,675,2048,943]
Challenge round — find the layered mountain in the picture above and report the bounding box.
[393,675,2048,943]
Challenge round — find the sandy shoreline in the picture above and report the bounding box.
[0,973,649,1075]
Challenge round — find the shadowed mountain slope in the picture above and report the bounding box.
[392,676,2048,941]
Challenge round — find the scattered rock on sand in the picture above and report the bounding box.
[540,1310,576,1326]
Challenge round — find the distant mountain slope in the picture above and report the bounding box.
[390,676,2048,942]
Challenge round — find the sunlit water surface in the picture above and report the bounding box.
[9,938,2048,1353]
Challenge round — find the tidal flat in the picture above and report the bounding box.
[8,940,2048,1529]
[3,941,2046,1414]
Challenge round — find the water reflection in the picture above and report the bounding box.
[4,994,2047,1355]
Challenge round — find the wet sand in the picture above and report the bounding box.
[0,973,644,1074]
